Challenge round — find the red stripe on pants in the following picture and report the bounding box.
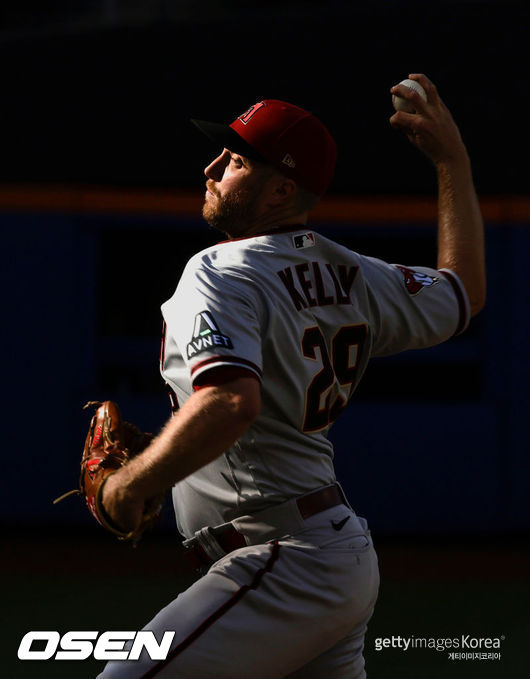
[139,541,281,679]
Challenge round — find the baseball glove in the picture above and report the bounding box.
[54,400,163,542]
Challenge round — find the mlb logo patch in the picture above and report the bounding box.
[293,232,315,249]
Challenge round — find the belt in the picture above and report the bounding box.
[182,484,344,571]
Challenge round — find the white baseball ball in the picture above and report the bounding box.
[392,78,427,113]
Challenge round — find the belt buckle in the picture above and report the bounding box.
[182,535,212,573]
[182,536,197,551]
[183,526,231,566]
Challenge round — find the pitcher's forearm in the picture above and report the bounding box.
[436,154,486,316]
[109,378,260,503]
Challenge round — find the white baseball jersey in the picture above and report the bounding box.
[161,226,469,538]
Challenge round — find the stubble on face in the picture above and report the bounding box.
[202,156,277,238]
[202,181,264,238]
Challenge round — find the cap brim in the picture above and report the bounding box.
[191,119,265,162]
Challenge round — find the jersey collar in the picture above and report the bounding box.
[217,224,308,244]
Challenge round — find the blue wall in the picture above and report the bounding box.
[2,212,528,535]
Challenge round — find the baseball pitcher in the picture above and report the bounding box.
[92,75,485,678]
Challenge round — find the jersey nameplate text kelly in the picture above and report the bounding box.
[277,262,358,311]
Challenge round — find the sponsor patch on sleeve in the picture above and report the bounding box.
[395,265,439,295]
[186,311,233,359]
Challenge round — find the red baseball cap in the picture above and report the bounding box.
[191,100,337,195]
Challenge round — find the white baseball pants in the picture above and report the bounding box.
[97,505,379,678]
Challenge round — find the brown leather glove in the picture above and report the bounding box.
[54,401,163,543]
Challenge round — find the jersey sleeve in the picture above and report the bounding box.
[359,255,471,357]
[161,256,264,385]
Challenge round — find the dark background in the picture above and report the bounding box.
[0,0,528,194]
[1,1,528,677]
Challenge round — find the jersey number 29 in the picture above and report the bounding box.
[302,324,368,432]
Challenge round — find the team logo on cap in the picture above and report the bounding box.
[395,265,439,295]
[282,153,296,168]
[187,311,233,359]
[238,101,266,125]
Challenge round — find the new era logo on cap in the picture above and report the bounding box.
[282,153,296,168]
